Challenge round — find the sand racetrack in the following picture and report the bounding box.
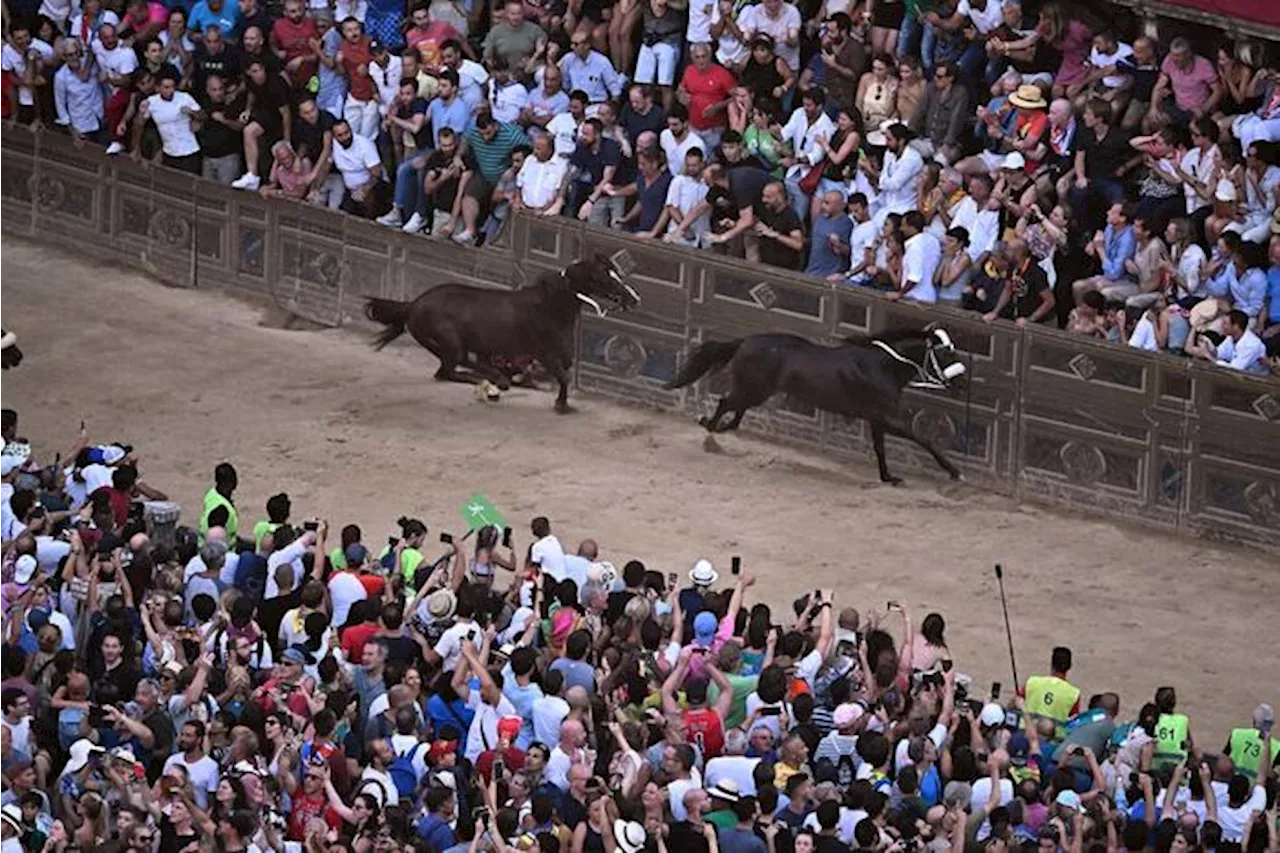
[3,237,1276,746]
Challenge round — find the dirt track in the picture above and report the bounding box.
[3,237,1276,746]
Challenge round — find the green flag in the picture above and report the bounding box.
[460,494,507,532]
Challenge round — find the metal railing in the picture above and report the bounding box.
[4,128,1278,551]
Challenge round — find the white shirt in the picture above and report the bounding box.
[1128,314,1159,351]
[332,134,382,189]
[530,534,566,577]
[970,777,1014,813]
[162,753,220,809]
[893,724,947,773]
[665,174,710,235]
[93,41,139,92]
[68,10,120,43]
[738,2,802,70]
[947,195,1000,261]
[961,0,1003,34]
[902,231,941,303]
[463,692,517,762]
[781,108,836,177]
[687,0,715,43]
[145,92,201,157]
[545,112,581,158]
[1,40,55,106]
[433,619,483,672]
[879,146,924,214]
[517,155,567,208]
[1215,329,1266,372]
[1088,42,1134,89]
[1217,785,1266,841]
[557,554,590,591]
[659,128,707,176]
[849,218,879,271]
[705,755,761,796]
[1180,144,1219,214]
[489,80,529,124]
[1172,243,1207,299]
[710,3,748,66]
[1,716,31,758]
[454,58,490,112]
[264,538,309,599]
[370,56,404,110]
[328,571,368,629]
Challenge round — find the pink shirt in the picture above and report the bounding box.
[271,156,314,198]
[1161,53,1218,112]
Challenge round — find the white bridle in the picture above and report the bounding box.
[871,329,966,390]
[572,266,641,317]
[0,332,16,351]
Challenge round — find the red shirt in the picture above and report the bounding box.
[475,746,527,783]
[340,621,380,661]
[1012,110,1049,171]
[270,16,319,86]
[682,707,725,758]
[679,63,737,132]
[286,791,340,841]
[340,37,376,102]
[107,487,132,529]
[406,21,459,72]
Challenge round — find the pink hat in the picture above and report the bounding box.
[551,609,576,643]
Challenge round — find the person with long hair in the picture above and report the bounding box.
[857,53,899,129]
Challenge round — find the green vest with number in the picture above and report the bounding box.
[1025,675,1079,737]
[1227,728,1279,781]
[1153,713,1189,768]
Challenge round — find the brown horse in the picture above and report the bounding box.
[365,254,639,412]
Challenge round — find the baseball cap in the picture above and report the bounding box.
[1008,732,1030,766]
[345,543,369,565]
[428,739,458,765]
[282,645,314,666]
[26,607,51,631]
[833,702,866,730]
[693,611,718,643]
[14,554,38,585]
[979,703,1005,727]
[497,716,523,742]
[1055,790,1082,811]
[64,739,106,774]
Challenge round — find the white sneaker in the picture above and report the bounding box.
[401,212,426,233]
[231,173,260,190]
[105,141,124,155]
[451,229,474,244]
[376,209,403,227]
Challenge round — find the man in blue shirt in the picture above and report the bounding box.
[187,0,239,41]
[569,117,624,226]
[427,70,472,148]
[1071,202,1136,306]
[805,190,854,278]
[621,147,672,237]
[558,35,623,109]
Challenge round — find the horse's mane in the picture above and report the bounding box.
[841,327,933,347]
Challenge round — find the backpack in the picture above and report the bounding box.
[234,552,268,606]
[387,739,424,800]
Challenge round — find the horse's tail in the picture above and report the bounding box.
[665,339,742,389]
[364,298,412,350]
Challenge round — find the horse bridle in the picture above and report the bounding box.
[567,266,641,318]
[870,330,966,390]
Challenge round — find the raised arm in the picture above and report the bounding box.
[660,647,691,715]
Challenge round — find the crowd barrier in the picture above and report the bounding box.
[4,128,1279,552]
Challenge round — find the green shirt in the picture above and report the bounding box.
[708,673,759,730]
[200,487,238,541]
[329,546,348,571]
[253,520,282,551]
[377,544,426,583]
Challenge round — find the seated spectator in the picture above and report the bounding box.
[423,128,476,238]
[522,63,570,135]
[908,60,968,164]
[259,139,317,199]
[1146,37,1222,132]
[1067,290,1113,338]
[1128,295,1169,351]
[1068,98,1130,227]
[634,0,683,109]
[487,56,529,125]
[328,117,390,217]
[1071,202,1138,305]
[738,0,802,75]
[801,13,865,119]
[1231,67,1280,150]
[983,239,1055,324]
[456,114,530,244]
[660,103,708,176]
[1117,36,1160,129]
[1186,309,1268,373]
[1067,30,1133,115]
[620,82,667,147]
[659,147,711,247]
[856,53,899,131]
[514,133,570,218]
[1239,141,1280,243]
[547,88,589,157]
[869,123,924,216]
[958,81,1047,177]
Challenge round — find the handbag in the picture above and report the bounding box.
[798,164,823,196]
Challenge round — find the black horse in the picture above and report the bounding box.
[1,330,22,371]
[365,253,639,412]
[666,326,968,484]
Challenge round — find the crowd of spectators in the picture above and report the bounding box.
[4,0,1280,367]
[2,412,1279,853]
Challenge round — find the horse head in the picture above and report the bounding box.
[918,325,966,389]
[562,253,641,317]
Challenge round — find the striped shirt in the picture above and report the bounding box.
[466,122,530,185]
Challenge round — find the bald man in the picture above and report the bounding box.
[806,189,854,277]
[546,718,593,790]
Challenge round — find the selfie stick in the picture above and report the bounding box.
[994,564,1019,687]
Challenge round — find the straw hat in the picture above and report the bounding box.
[1008,84,1047,110]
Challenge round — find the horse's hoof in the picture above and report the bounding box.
[881,476,904,487]
[949,471,964,482]
[555,402,574,414]
[698,415,712,430]
[496,379,511,391]
[703,435,724,453]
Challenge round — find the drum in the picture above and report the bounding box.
[144,501,182,547]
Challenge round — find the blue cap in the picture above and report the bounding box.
[1008,732,1030,765]
[345,543,368,565]
[693,611,718,642]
